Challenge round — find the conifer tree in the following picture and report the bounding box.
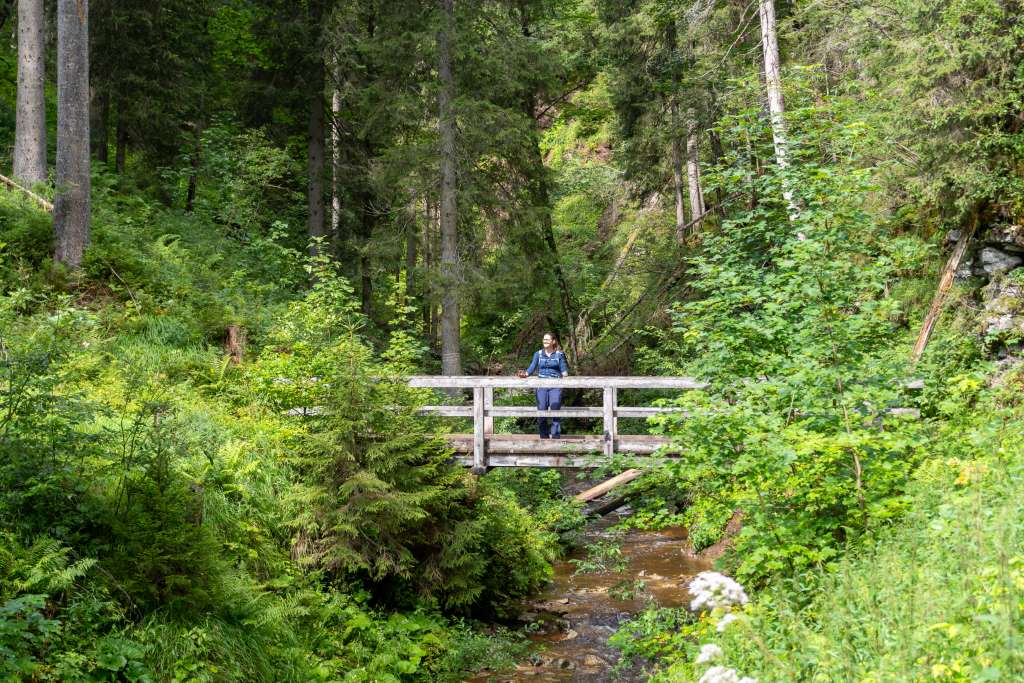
[54,0,91,268]
[13,0,46,185]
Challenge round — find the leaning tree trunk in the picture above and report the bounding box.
[13,0,47,185]
[437,0,461,376]
[686,125,705,228]
[53,0,90,268]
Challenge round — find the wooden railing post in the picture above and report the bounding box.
[472,386,486,475]
[484,387,493,438]
[603,386,617,457]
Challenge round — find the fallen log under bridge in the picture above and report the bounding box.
[407,376,706,471]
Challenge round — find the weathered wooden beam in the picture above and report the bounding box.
[418,405,474,417]
[443,434,668,455]
[451,454,614,468]
[488,407,602,418]
[472,387,486,474]
[484,387,494,436]
[574,469,642,502]
[409,375,708,389]
[418,406,685,418]
[603,386,617,457]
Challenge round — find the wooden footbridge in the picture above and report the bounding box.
[408,376,706,471]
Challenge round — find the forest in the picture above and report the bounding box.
[1,0,1023,680]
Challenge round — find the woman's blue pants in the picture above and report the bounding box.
[535,387,562,438]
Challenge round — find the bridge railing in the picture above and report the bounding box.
[407,376,706,471]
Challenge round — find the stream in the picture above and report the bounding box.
[475,511,711,682]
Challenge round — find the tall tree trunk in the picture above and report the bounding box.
[53,0,90,268]
[114,103,126,174]
[92,89,109,163]
[14,0,47,185]
[185,120,202,213]
[665,21,686,244]
[307,89,326,254]
[437,0,461,376]
[686,125,705,229]
[330,68,342,244]
[759,0,787,168]
[671,101,687,244]
[405,205,417,303]
[422,196,434,344]
[708,128,726,217]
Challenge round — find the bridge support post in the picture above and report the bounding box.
[603,386,617,457]
[472,386,487,475]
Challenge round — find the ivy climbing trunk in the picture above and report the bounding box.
[14,0,47,185]
[437,0,461,376]
[53,0,90,269]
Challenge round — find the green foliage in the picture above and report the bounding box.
[639,374,1024,682]
[635,87,933,586]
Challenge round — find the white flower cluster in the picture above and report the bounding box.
[716,613,739,632]
[689,571,749,611]
[698,666,757,683]
[688,572,757,683]
[696,644,723,664]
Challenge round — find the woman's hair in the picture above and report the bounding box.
[543,331,561,351]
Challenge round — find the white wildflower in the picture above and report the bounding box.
[739,678,758,683]
[716,613,739,632]
[698,666,740,683]
[696,643,723,664]
[689,571,749,611]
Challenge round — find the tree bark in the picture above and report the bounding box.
[671,102,687,244]
[13,0,47,185]
[437,0,461,376]
[330,68,342,244]
[53,0,90,268]
[405,206,417,303]
[114,103,126,173]
[686,125,705,229]
[665,21,686,244]
[185,120,202,213]
[92,88,109,163]
[307,86,326,255]
[759,0,787,169]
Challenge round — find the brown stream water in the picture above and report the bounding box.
[473,511,711,682]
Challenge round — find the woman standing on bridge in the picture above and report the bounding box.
[517,332,569,439]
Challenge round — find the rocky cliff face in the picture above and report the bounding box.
[950,225,1024,351]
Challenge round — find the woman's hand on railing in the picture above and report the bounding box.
[516,370,528,379]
